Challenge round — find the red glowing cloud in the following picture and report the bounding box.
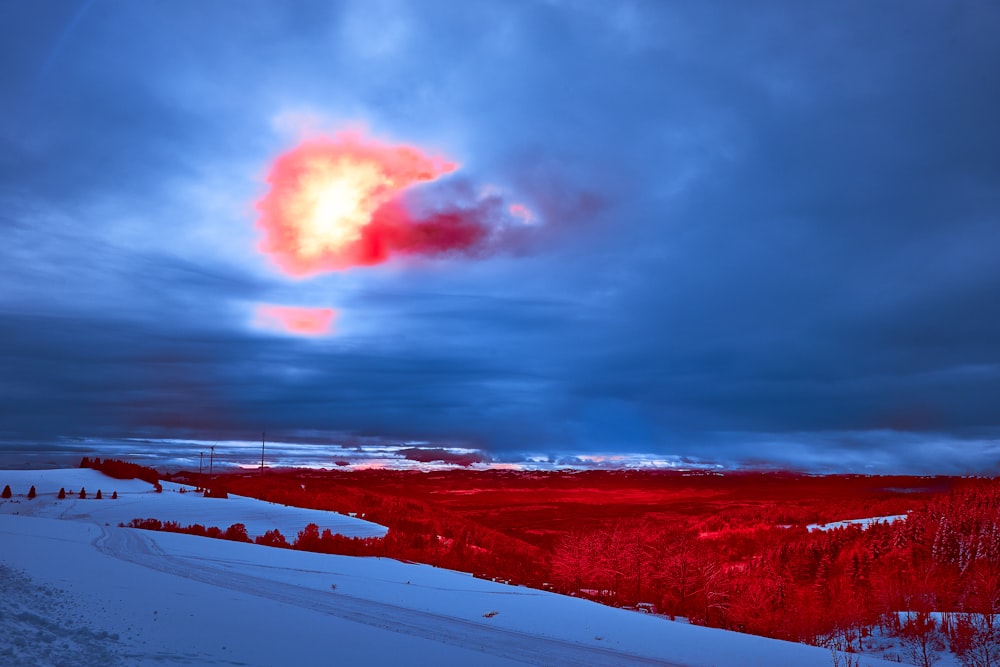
[257,131,476,276]
[254,304,337,336]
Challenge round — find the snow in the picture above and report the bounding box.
[0,468,386,539]
[807,514,908,532]
[1,469,912,666]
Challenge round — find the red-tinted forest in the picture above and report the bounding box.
[155,468,1000,663]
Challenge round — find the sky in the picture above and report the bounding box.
[1,1,999,473]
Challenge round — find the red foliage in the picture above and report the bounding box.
[125,518,251,543]
[132,466,1000,653]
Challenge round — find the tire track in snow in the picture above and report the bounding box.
[94,526,687,667]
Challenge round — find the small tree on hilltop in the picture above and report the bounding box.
[96,489,103,500]
[27,486,36,499]
[1,485,11,499]
[79,487,87,499]
[58,487,66,499]
[112,491,118,499]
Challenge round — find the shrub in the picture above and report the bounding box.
[112,491,118,499]
[1,485,10,499]
[255,529,290,548]
[27,486,36,499]
[58,487,66,499]
[223,523,251,543]
[96,489,103,500]
[295,523,322,551]
[79,487,87,499]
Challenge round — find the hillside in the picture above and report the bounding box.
[0,468,385,539]
[0,467,906,667]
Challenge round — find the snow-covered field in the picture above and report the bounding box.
[0,468,385,539]
[1,469,911,666]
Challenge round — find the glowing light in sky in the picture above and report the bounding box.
[254,304,337,336]
[254,130,540,336]
[256,131,458,276]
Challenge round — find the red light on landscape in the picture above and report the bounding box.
[254,304,336,336]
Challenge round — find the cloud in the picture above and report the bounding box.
[255,130,539,277]
[397,447,490,466]
[1,1,999,472]
[253,304,337,337]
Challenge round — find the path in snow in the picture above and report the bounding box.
[94,525,684,667]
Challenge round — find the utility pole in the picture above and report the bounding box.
[260,431,265,476]
[209,445,215,478]
[199,452,203,488]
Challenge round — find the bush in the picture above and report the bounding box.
[1,485,10,499]
[96,489,103,500]
[255,529,290,548]
[295,523,322,551]
[79,487,87,499]
[224,523,251,543]
[112,491,118,499]
[27,486,36,499]
[58,487,66,499]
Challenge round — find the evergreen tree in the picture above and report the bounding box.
[112,491,118,499]
[1,484,10,499]
[95,489,103,499]
[79,487,87,499]
[27,485,36,499]
[58,487,66,499]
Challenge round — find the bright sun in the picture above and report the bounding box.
[257,132,457,276]
[285,158,386,258]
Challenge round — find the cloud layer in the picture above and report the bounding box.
[1,1,999,471]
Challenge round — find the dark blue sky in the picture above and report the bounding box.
[2,1,999,471]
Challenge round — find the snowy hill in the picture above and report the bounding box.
[0,468,386,539]
[0,469,911,667]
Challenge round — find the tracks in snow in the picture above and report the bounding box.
[93,525,686,667]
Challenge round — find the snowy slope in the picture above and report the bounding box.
[0,468,385,539]
[0,511,910,666]
[0,516,912,667]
